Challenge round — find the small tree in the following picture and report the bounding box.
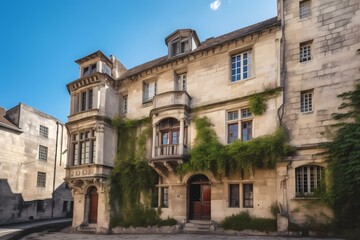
[324,82,360,230]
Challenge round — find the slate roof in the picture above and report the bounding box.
[0,107,21,132]
[118,17,280,81]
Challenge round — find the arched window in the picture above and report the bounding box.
[295,165,324,197]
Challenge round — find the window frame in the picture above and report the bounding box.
[71,130,96,166]
[122,95,128,114]
[39,125,49,138]
[301,90,313,113]
[243,183,253,208]
[299,0,311,19]
[300,41,312,63]
[230,50,253,82]
[171,38,190,56]
[82,63,97,77]
[161,187,169,208]
[37,172,46,187]
[79,88,94,112]
[229,184,240,208]
[226,108,253,143]
[143,80,157,103]
[175,73,187,91]
[38,145,48,161]
[295,165,324,197]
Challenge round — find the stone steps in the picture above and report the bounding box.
[182,220,213,233]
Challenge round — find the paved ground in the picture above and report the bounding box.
[20,232,343,240]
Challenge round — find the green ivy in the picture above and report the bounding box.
[180,116,294,177]
[322,82,360,234]
[250,94,267,116]
[110,116,159,227]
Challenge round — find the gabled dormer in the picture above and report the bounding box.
[165,29,200,57]
[75,50,114,78]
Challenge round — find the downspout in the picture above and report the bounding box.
[51,121,59,218]
[277,0,289,136]
[59,124,64,166]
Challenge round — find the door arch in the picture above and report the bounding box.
[87,186,98,223]
[188,174,211,220]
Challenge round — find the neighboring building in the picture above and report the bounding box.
[65,0,360,233]
[0,103,72,224]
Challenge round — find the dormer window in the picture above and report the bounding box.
[171,38,190,56]
[83,63,97,77]
[165,29,200,58]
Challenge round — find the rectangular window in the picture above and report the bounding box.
[241,109,252,119]
[80,89,94,112]
[81,92,87,111]
[296,165,323,196]
[300,41,312,62]
[39,125,49,138]
[72,130,96,166]
[231,51,252,82]
[301,91,313,113]
[176,73,187,91]
[299,0,311,19]
[241,121,253,142]
[83,63,97,77]
[39,145,48,161]
[161,187,169,208]
[227,111,239,121]
[37,172,46,187]
[227,108,253,143]
[228,123,238,143]
[243,184,253,208]
[122,95,128,114]
[88,89,93,109]
[143,81,157,102]
[229,184,240,207]
[172,39,189,56]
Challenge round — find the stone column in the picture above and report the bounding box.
[179,118,184,155]
[152,124,156,158]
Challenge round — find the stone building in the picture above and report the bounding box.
[65,0,360,233]
[0,103,72,224]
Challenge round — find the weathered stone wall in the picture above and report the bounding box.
[280,0,360,225]
[0,103,71,224]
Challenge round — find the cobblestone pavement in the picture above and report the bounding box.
[20,232,343,240]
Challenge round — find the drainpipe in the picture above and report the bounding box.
[51,121,60,218]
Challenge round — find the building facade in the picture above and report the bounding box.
[0,103,72,224]
[65,0,360,233]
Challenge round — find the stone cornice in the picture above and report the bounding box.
[66,72,115,94]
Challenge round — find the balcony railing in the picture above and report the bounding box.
[153,91,191,110]
[154,144,188,157]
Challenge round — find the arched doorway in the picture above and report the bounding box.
[87,186,98,223]
[188,174,211,220]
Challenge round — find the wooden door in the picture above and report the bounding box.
[89,188,98,223]
[201,184,211,220]
[190,183,211,220]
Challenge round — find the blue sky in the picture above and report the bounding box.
[0,0,277,123]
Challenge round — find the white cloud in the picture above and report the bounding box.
[210,0,221,11]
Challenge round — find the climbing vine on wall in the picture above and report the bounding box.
[249,88,282,116]
[179,116,294,178]
[109,116,158,227]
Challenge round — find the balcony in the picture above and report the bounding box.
[154,144,188,158]
[152,91,191,113]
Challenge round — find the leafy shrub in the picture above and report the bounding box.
[222,211,277,232]
[116,204,160,228]
[250,94,267,116]
[158,217,177,226]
